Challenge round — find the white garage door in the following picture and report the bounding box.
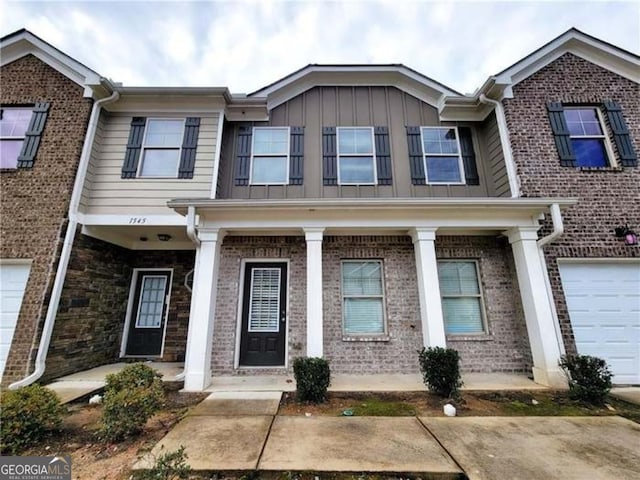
[559,261,640,385]
[0,262,31,380]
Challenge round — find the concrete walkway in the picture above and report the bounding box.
[46,362,183,403]
[611,387,640,406]
[134,393,640,479]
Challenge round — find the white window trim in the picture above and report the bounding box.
[0,107,32,169]
[438,259,488,335]
[120,268,173,358]
[340,259,387,337]
[337,126,378,185]
[564,106,617,167]
[250,126,290,185]
[247,266,282,333]
[420,126,466,185]
[136,117,185,179]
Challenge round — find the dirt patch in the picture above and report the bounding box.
[279,390,640,420]
[21,390,208,480]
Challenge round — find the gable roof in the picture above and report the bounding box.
[482,27,639,99]
[0,29,112,98]
[248,64,463,110]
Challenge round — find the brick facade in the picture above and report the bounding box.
[0,55,93,384]
[503,53,640,354]
[210,234,531,376]
[43,233,194,382]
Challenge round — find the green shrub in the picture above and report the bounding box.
[135,445,191,480]
[100,363,165,442]
[559,354,612,405]
[293,357,331,403]
[418,346,463,398]
[0,384,66,454]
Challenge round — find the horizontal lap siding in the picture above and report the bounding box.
[482,111,510,197]
[85,112,219,215]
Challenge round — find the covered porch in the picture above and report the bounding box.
[169,197,576,392]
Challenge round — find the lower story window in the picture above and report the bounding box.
[341,260,386,335]
[437,260,486,334]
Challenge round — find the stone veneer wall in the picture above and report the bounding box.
[43,233,194,382]
[502,53,640,354]
[1,55,93,385]
[211,234,532,376]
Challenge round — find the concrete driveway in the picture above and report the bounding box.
[135,393,640,479]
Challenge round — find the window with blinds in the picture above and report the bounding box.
[341,260,386,335]
[437,260,486,334]
[248,268,281,332]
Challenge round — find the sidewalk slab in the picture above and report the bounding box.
[259,416,462,477]
[47,380,105,404]
[134,416,272,471]
[611,387,640,406]
[421,416,640,480]
[189,397,281,416]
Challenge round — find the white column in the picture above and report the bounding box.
[304,228,324,357]
[410,228,447,348]
[507,227,566,388]
[183,228,223,391]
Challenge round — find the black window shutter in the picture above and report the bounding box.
[289,127,304,185]
[406,126,426,185]
[322,127,337,185]
[458,127,479,185]
[374,126,392,185]
[178,117,200,179]
[547,102,576,167]
[234,125,252,186]
[16,102,50,169]
[603,100,637,167]
[121,117,146,178]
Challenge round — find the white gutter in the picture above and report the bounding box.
[478,94,521,198]
[10,90,120,389]
[537,203,563,247]
[537,202,566,356]
[174,206,201,382]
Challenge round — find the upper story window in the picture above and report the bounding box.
[337,127,376,184]
[563,108,612,167]
[547,101,637,169]
[0,108,32,169]
[251,127,290,184]
[138,119,185,177]
[438,260,486,335]
[420,127,464,183]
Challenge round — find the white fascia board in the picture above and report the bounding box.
[78,213,187,226]
[256,66,461,110]
[495,34,640,92]
[169,198,577,231]
[1,33,104,97]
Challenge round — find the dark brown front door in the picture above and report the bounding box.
[239,262,287,366]
[124,270,171,356]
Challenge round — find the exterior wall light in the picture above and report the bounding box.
[157,233,172,242]
[614,224,638,246]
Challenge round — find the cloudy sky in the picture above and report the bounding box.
[1,1,638,94]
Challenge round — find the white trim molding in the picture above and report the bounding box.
[506,226,567,388]
[304,228,325,357]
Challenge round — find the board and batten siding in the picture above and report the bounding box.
[218,86,502,200]
[81,111,219,215]
[481,111,511,197]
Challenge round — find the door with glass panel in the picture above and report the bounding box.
[125,270,171,356]
[239,263,287,366]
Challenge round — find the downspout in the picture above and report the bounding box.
[478,94,521,198]
[174,205,200,381]
[10,90,120,389]
[536,202,566,355]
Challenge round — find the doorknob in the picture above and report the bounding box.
[281,310,286,323]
